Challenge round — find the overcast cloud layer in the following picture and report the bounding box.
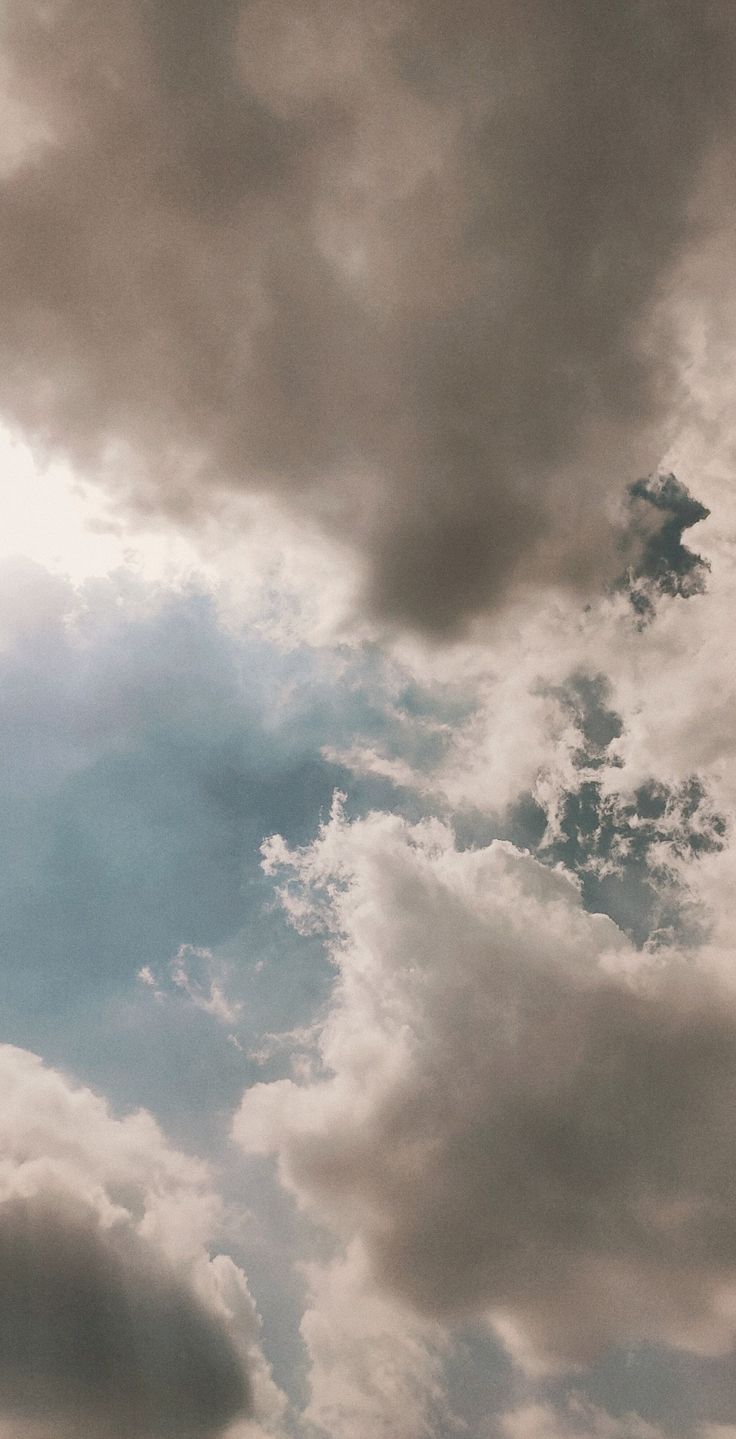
[1,1,735,630]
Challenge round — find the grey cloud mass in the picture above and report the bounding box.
[621,472,712,623]
[0,1,734,631]
[0,1044,259,1439]
[0,1196,249,1439]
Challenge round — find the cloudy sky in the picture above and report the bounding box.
[2,2,736,1436]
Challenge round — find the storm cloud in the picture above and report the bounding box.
[0,1,733,631]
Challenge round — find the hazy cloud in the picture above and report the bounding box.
[0,2,733,631]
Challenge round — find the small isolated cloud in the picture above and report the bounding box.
[0,1044,285,1439]
[235,804,736,1373]
[169,944,243,1027]
[137,945,244,1028]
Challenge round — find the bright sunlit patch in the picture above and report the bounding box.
[0,423,363,647]
[0,423,202,586]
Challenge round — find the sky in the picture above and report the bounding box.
[2,2,736,1436]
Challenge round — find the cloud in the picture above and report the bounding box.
[298,1242,448,1439]
[518,670,728,947]
[0,2,733,633]
[235,804,736,1372]
[534,769,725,946]
[326,462,731,839]
[499,1397,665,1439]
[321,620,728,948]
[620,473,712,624]
[0,1043,286,1438]
[168,944,244,1026]
[0,1195,247,1439]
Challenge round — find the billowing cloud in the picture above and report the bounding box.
[0,1195,247,1439]
[235,803,736,1372]
[0,3,733,632]
[298,1242,448,1439]
[0,1043,286,1439]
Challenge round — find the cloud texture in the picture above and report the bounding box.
[0,1043,284,1439]
[236,804,736,1372]
[0,1,733,630]
[4,8,736,1428]
[298,1243,447,1439]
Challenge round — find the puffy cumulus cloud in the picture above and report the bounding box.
[0,1043,286,1439]
[0,2,734,634]
[235,803,736,1373]
[298,1241,448,1439]
[0,1198,248,1439]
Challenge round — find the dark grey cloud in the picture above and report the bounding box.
[552,670,625,771]
[0,1194,249,1439]
[550,1339,736,1438]
[332,960,736,1363]
[0,1,733,632]
[620,472,712,623]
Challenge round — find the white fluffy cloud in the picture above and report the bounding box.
[298,1241,448,1439]
[235,803,736,1373]
[0,1044,286,1439]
